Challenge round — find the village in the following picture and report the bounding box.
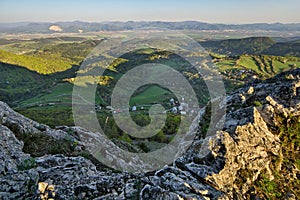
[95,97,197,117]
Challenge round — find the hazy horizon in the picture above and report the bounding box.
[0,20,299,25]
[1,0,299,24]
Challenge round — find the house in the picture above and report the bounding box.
[180,111,187,115]
[171,107,177,113]
[132,106,137,111]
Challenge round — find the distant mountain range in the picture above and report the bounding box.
[0,21,300,33]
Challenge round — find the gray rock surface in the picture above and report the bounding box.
[0,125,38,199]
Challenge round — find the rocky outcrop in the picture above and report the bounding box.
[0,68,299,199]
[0,125,39,199]
[208,108,281,197]
[0,101,79,142]
[0,125,29,174]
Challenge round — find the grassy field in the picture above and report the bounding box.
[130,85,173,106]
[217,55,300,78]
[238,56,260,71]
[18,82,173,110]
[18,83,74,107]
[216,59,238,71]
[18,82,105,108]
[16,83,176,131]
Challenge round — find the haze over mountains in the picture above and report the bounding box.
[0,21,300,33]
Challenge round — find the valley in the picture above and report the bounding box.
[0,25,299,199]
[0,33,299,138]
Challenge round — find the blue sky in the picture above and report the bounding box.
[0,0,299,24]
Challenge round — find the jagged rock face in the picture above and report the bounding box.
[0,125,29,174]
[0,125,39,199]
[0,101,78,141]
[0,68,299,199]
[207,108,281,197]
[145,108,282,199]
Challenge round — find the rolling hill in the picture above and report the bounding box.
[0,62,78,105]
[200,37,300,56]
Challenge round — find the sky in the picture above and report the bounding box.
[0,0,299,24]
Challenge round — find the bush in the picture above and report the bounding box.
[118,134,132,144]
[138,143,150,153]
[17,132,74,157]
[18,158,36,170]
[253,100,262,107]
[256,173,282,199]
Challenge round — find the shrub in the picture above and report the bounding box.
[18,158,36,170]
[253,100,262,107]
